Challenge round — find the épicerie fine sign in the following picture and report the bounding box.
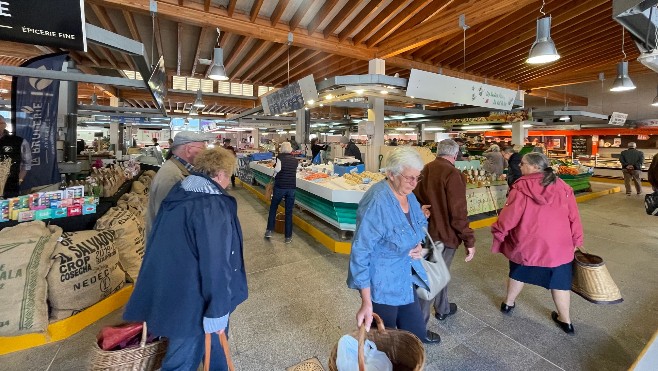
[0,0,86,52]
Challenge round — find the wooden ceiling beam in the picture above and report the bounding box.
[366,0,437,47]
[120,90,257,109]
[314,58,365,81]
[526,88,588,106]
[289,0,315,31]
[242,43,288,82]
[253,47,308,83]
[395,0,455,34]
[204,0,211,12]
[376,0,537,59]
[271,0,290,27]
[227,0,237,17]
[521,65,651,90]
[230,39,270,79]
[191,27,210,77]
[122,10,142,42]
[250,0,264,23]
[307,0,339,35]
[353,0,407,45]
[337,0,383,42]
[268,50,323,85]
[323,1,362,39]
[224,36,251,73]
[287,54,341,83]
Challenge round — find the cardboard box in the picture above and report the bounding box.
[0,200,9,222]
[28,193,42,209]
[60,198,74,208]
[11,208,29,221]
[67,206,82,217]
[52,207,68,219]
[65,186,84,199]
[72,197,85,206]
[82,203,97,215]
[8,196,29,215]
[84,196,98,205]
[45,191,64,203]
[17,210,35,222]
[34,209,52,220]
[49,200,61,209]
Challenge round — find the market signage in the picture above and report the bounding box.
[0,0,87,51]
[608,112,628,126]
[261,75,319,115]
[406,69,517,110]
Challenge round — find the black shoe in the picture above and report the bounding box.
[500,302,515,314]
[551,311,575,335]
[424,330,441,344]
[435,303,458,321]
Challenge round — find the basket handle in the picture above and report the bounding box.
[357,312,386,371]
[204,331,235,371]
[139,322,147,348]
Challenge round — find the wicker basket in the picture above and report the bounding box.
[91,323,168,371]
[328,313,425,371]
[286,357,325,371]
[572,250,623,304]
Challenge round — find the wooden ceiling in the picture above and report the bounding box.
[0,0,651,116]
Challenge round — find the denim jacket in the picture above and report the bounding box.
[347,180,429,306]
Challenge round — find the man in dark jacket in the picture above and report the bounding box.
[0,115,32,197]
[649,153,658,193]
[620,142,644,195]
[413,139,475,324]
[502,146,522,188]
[124,147,247,370]
[340,136,363,163]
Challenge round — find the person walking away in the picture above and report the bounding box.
[222,138,237,187]
[339,136,363,163]
[348,147,441,344]
[482,144,505,176]
[413,139,475,325]
[124,147,247,370]
[310,138,328,164]
[648,152,658,193]
[264,142,298,244]
[491,152,583,334]
[502,146,522,187]
[620,142,644,196]
[0,115,31,198]
[146,131,207,236]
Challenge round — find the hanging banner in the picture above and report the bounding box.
[261,75,319,115]
[12,52,68,191]
[0,0,86,51]
[406,69,517,110]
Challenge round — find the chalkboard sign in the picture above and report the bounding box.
[572,137,588,156]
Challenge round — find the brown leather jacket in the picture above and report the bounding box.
[413,157,475,249]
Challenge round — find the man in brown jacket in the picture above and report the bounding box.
[413,139,476,324]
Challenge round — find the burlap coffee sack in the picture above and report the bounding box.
[0,222,62,335]
[95,207,145,281]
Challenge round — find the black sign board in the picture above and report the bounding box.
[148,56,168,115]
[571,137,589,156]
[0,0,86,51]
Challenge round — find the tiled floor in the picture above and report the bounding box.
[1,183,656,371]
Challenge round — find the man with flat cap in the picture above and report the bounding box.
[146,131,207,236]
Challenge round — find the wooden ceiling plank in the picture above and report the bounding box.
[204,0,211,12]
[307,0,340,36]
[376,0,538,59]
[323,1,362,39]
[122,10,142,42]
[230,40,270,79]
[287,54,341,82]
[191,27,210,77]
[366,0,437,47]
[227,0,237,17]
[289,0,315,31]
[268,50,323,84]
[527,89,588,106]
[250,0,265,23]
[271,0,290,27]
[395,0,455,34]
[224,36,252,73]
[337,0,383,42]
[254,47,309,83]
[177,23,183,76]
[242,43,288,82]
[352,0,407,46]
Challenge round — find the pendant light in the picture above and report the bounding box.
[209,28,228,81]
[526,1,560,64]
[192,89,204,108]
[610,28,636,92]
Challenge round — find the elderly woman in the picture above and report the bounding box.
[124,147,248,370]
[483,144,505,176]
[347,147,441,344]
[491,152,583,335]
[264,142,298,243]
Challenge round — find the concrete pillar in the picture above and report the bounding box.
[253,127,261,148]
[511,121,526,146]
[367,59,385,171]
[60,60,78,162]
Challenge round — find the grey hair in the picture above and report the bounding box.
[385,147,424,175]
[628,142,637,148]
[280,141,293,153]
[523,152,556,186]
[486,144,500,152]
[502,146,516,154]
[436,139,460,157]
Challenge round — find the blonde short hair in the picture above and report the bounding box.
[280,142,293,153]
[194,147,236,178]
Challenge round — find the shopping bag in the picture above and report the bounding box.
[415,227,451,301]
[336,335,392,371]
[312,153,322,164]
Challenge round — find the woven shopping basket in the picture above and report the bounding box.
[572,250,623,304]
[91,323,168,371]
[328,313,425,371]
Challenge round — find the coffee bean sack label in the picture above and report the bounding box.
[47,229,125,320]
[95,208,145,281]
[0,222,62,336]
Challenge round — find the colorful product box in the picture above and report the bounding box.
[72,197,85,206]
[0,200,9,222]
[82,203,97,215]
[65,186,84,199]
[44,191,64,203]
[67,206,82,217]
[11,208,29,221]
[60,198,74,208]
[49,200,61,209]
[17,210,35,222]
[34,209,52,220]
[8,196,29,215]
[28,193,42,209]
[84,196,98,205]
[52,207,68,219]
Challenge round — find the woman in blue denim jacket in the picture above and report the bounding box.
[347,147,442,344]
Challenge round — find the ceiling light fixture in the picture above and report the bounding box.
[611,27,635,92]
[193,89,204,108]
[208,28,229,81]
[526,1,560,64]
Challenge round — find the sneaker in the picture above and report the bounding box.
[285,237,293,244]
[264,230,272,239]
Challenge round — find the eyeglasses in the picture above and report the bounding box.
[399,174,423,183]
[520,161,528,166]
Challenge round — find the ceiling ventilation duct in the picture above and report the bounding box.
[614,0,658,72]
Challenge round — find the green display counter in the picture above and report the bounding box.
[559,173,593,192]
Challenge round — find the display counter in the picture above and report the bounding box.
[250,162,507,232]
[581,159,650,181]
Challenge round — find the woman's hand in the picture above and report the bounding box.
[409,243,423,259]
[356,301,373,332]
[421,204,431,218]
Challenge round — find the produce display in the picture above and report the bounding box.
[342,171,386,185]
[551,160,592,176]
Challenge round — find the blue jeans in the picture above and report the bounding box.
[161,325,230,371]
[266,187,295,238]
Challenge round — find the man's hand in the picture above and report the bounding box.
[465,247,475,262]
[421,204,431,218]
[409,243,422,259]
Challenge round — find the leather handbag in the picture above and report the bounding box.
[415,227,451,301]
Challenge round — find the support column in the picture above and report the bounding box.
[367,59,385,172]
[511,121,526,146]
[60,60,78,162]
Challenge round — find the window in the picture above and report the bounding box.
[258,86,274,96]
[218,81,231,94]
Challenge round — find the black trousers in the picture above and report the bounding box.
[372,294,426,341]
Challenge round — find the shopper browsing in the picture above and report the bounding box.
[222,138,237,187]
[0,115,32,197]
[502,145,523,187]
[620,142,645,196]
[310,137,328,164]
[491,152,583,334]
[482,144,505,176]
[264,142,298,244]
[339,136,363,163]
[413,139,475,325]
[124,147,248,370]
[347,147,441,344]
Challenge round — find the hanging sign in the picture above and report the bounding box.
[0,0,86,51]
[406,69,517,110]
[608,112,628,126]
[261,75,319,115]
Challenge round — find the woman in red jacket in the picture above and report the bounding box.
[491,152,583,334]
